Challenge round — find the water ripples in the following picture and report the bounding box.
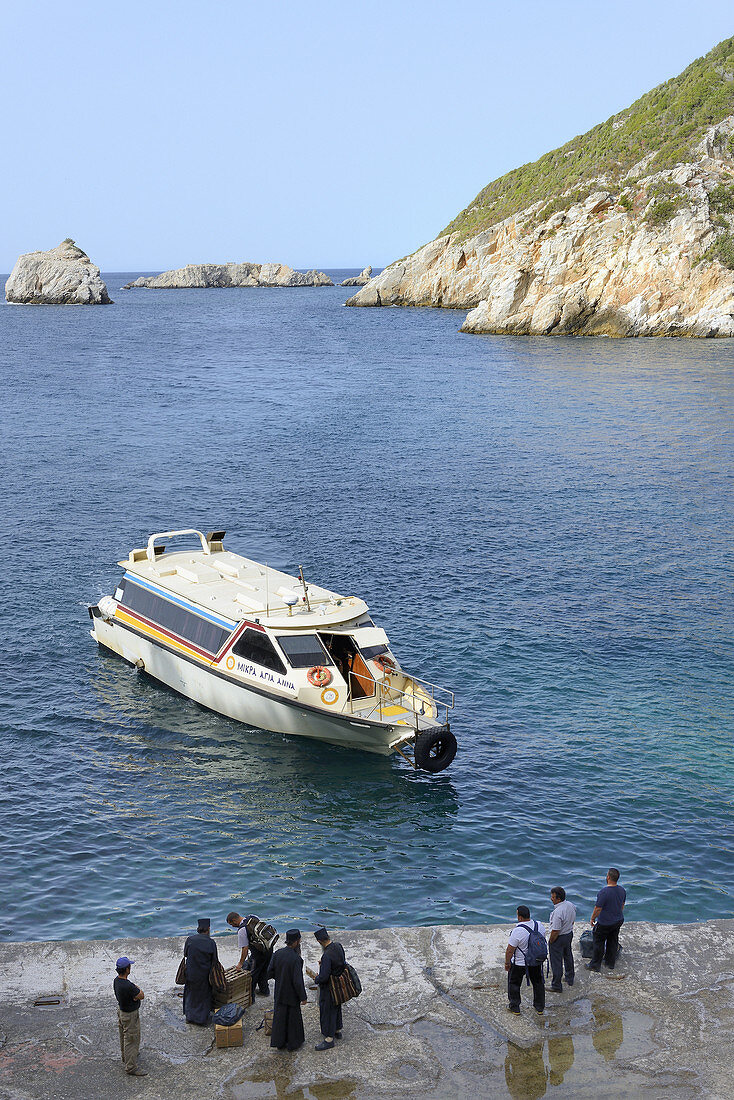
[0,279,733,940]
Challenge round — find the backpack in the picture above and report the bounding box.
[517,922,548,982]
[213,1002,245,1026]
[245,915,279,952]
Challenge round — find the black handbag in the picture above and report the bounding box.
[579,929,595,958]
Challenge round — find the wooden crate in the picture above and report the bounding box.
[215,1020,243,1049]
[213,966,252,1010]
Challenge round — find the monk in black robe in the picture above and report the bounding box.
[307,927,345,1050]
[267,928,307,1051]
[183,918,218,1025]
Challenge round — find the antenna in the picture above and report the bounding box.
[298,565,312,611]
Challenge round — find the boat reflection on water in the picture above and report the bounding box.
[86,652,460,933]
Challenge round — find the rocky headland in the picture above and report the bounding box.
[1,922,732,1099]
[5,239,112,305]
[122,262,333,290]
[341,265,373,286]
[348,38,734,337]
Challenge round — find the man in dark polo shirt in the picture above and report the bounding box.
[586,867,626,972]
[113,956,147,1076]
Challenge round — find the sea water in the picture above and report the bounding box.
[0,272,732,942]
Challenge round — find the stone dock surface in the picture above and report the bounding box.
[1,922,732,1099]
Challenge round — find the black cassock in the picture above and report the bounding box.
[315,941,345,1039]
[267,946,307,1050]
[183,932,218,1024]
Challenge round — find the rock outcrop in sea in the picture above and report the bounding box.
[348,38,734,336]
[341,265,373,286]
[122,262,333,289]
[5,239,112,305]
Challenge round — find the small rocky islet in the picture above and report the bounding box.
[5,239,112,305]
[347,36,734,337]
[341,265,372,286]
[121,262,333,289]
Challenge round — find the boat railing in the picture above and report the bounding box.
[349,667,454,729]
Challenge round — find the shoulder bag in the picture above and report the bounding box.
[175,957,187,985]
[209,958,228,993]
[329,962,362,1005]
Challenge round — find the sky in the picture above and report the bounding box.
[1,2,733,271]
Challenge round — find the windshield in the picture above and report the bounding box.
[277,633,333,668]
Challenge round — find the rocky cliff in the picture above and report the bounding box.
[123,262,333,289]
[348,39,734,336]
[5,239,111,305]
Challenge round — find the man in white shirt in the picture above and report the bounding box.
[504,905,546,1015]
[547,886,576,992]
[226,911,272,997]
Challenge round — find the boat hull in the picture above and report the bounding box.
[91,614,404,755]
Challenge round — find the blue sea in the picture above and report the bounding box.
[1,271,732,942]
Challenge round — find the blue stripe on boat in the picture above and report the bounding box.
[123,574,236,629]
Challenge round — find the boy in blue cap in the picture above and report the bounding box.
[113,957,147,1076]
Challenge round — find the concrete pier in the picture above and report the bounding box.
[1,921,732,1098]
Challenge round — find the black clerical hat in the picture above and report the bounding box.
[197,918,210,933]
[314,927,329,943]
[285,928,301,944]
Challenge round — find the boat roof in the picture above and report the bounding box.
[119,529,369,630]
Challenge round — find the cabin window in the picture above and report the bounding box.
[359,643,389,661]
[233,629,287,675]
[276,633,333,669]
[119,578,232,655]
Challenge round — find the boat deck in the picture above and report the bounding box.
[121,541,369,629]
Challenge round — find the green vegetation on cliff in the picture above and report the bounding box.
[441,37,734,240]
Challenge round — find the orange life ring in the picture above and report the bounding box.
[374,653,395,673]
[307,665,332,687]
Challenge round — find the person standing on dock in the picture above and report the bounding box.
[226,911,272,997]
[306,927,346,1051]
[113,956,147,1077]
[267,929,308,1051]
[505,906,547,1015]
[182,917,219,1025]
[586,868,626,972]
[547,886,576,992]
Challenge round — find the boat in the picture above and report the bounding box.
[89,529,457,772]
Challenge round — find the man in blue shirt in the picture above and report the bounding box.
[586,867,626,972]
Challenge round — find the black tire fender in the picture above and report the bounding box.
[413,727,457,773]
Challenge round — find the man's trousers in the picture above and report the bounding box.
[117,1008,140,1073]
[590,921,623,969]
[507,963,545,1011]
[549,932,574,988]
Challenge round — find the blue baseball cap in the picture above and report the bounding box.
[116,956,135,969]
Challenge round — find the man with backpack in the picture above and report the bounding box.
[226,910,273,997]
[504,905,547,1015]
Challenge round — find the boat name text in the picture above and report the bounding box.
[234,658,296,693]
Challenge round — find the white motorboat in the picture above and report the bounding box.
[89,529,457,772]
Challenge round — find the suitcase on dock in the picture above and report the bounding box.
[213,966,253,1011]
